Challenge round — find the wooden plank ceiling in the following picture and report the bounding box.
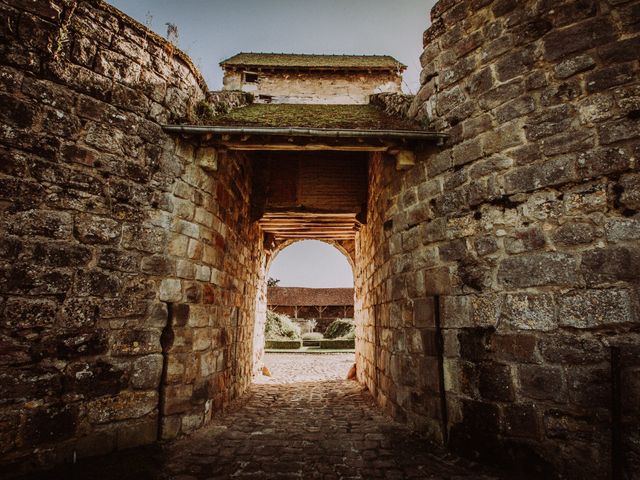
[252,151,367,241]
[258,212,361,240]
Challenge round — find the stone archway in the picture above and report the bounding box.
[252,238,357,375]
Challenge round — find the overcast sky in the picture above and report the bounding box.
[268,241,354,288]
[108,0,435,94]
[107,0,435,287]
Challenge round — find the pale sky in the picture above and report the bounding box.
[107,0,435,287]
[108,0,435,94]
[269,241,354,287]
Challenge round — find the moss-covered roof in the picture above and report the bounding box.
[220,53,406,70]
[205,104,423,131]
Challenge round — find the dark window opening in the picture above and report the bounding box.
[244,72,259,83]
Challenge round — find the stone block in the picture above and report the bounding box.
[558,289,636,328]
[605,217,640,242]
[31,241,92,268]
[504,225,546,254]
[63,360,128,397]
[160,415,182,440]
[478,362,515,402]
[159,279,182,302]
[441,295,470,328]
[489,334,537,363]
[554,54,595,79]
[518,365,566,402]
[501,293,556,331]
[97,247,140,272]
[504,157,576,194]
[58,298,99,328]
[567,366,611,408]
[474,236,499,256]
[576,146,632,179]
[581,246,640,285]
[598,117,640,145]
[22,404,78,445]
[497,252,579,288]
[618,173,640,211]
[193,328,211,351]
[116,418,157,450]
[6,210,73,239]
[538,333,606,365]
[3,297,57,329]
[459,399,500,436]
[86,390,157,425]
[586,62,635,93]
[110,329,161,357]
[122,224,166,254]
[543,17,615,61]
[552,222,596,246]
[74,213,122,244]
[131,354,163,389]
[413,297,435,327]
[502,404,539,439]
[74,269,121,297]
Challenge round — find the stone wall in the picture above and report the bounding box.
[369,92,415,120]
[0,0,263,473]
[356,0,639,477]
[223,69,402,104]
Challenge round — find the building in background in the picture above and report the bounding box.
[220,53,406,104]
[267,287,354,332]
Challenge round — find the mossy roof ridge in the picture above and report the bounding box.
[204,104,423,131]
[220,53,406,70]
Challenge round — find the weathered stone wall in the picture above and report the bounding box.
[357,0,640,477]
[223,69,402,104]
[0,0,263,473]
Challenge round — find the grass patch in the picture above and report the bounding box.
[320,339,355,350]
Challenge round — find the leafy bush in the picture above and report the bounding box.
[324,318,355,339]
[302,332,323,340]
[340,329,356,340]
[265,310,301,340]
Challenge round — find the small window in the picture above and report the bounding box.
[244,72,259,83]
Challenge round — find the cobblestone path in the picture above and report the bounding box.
[160,353,504,479]
[22,354,507,479]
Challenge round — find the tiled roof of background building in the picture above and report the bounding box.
[220,53,406,70]
[268,287,354,306]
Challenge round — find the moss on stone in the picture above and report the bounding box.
[205,104,422,130]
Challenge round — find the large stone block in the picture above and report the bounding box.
[501,293,556,331]
[538,333,606,365]
[22,404,78,446]
[497,252,579,288]
[605,218,640,242]
[86,391,157,424]
[478,362,515,402]
[63,361,128,397]
[502,403,540,439]
[3,297,57,329]
[518,364,566,402]
[581,246,640,285]
[558,289,636,328]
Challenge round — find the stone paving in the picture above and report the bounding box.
[256,352,356,384]
[21,354,509,479]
